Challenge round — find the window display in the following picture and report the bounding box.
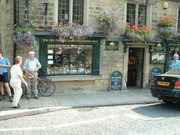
[151,53,165,64]
[47,44,93,75]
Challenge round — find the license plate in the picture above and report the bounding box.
[158,81,170,86]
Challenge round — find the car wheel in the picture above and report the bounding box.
[162,99,173,104]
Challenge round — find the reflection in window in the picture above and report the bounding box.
[178,10,180,32]
[47,44,92,75]
[169,47,180,68]
[73,0,83,24]
[58,0,69,23]
[127,4,135,26]
[138,5,146,26]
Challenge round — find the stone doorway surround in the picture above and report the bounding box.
[122,46,150,90]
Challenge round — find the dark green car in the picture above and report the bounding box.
[151,67,180,104]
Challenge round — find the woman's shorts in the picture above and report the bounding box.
[0,72,9,83]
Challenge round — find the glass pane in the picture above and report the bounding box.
[62,45,70,74]
[138,5,146,26]
[70,45,78,74]
[47,44,93,75]
[54,45,63,74]
[127,4,135,26]
[168,47,180,69]
[73,0,83,25]
[47,45,55,75]
[58,0,69,24]
[178,10,180,31]
[84,45,92,74]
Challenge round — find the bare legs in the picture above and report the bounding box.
[0,82,12,97]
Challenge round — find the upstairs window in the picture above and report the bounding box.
[138,5,146,26]
[178,10,180,32]
[58,0,69,24]
[126,4,147,26]
[127,4,136,26]
[58,0,83,24]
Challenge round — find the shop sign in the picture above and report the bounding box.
[168,43,180,46]
[151,68,162,86]
[150,43,165,53]
[110,71,122,91]
[105,41,119,51]
[42,38,98,43]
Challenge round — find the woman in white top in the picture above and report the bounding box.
[10,56,28,108]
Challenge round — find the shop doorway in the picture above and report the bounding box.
[127,48,144,88]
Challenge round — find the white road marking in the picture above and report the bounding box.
[54,115,118,128]
[124,113,144,120]
[0,115,118,132]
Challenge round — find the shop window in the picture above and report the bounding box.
[47,44,92,75]
[126,4,147,26]
[58,0,83,24]
[178,10,180,32]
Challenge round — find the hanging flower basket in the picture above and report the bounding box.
[97,11,118,34]
[159,16,177,40]
[52,22,94,41]
[125,23,153,42]
[13,21,38,48]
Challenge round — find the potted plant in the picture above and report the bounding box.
[159,16,177,40]
[97,11,118,34]
[13,21,38,48]
[52,22,94,41]
[125,23,153,42]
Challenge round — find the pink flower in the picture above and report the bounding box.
[53,21,56,25]
[13,24,17,27]
[35,23,38,26]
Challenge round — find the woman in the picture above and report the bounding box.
[0,51,13,102]
[171,54,180,70]
[10,56,28,108]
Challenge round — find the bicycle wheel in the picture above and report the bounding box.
[38,78,56,97]
[21,83,26,97]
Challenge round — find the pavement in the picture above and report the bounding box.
[0,88,160,121]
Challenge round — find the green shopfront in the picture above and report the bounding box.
[36,34,106,91]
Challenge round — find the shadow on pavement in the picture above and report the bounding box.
[133,103,180,118]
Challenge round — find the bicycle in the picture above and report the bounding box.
[22,69,56,97]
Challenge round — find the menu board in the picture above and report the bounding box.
[110,71,122,91]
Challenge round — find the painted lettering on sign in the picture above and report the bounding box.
[42,38,98,43]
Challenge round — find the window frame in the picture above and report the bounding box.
[39,38,100,76]
[58,0,70,24]
[46,44,93,75]
[177,9,180,32]
[57,0,84,25]
[126,3,147,26]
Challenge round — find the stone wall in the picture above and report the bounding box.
[0,0,14,64]
[1,0,180,91]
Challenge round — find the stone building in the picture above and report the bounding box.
[0,0,180,92]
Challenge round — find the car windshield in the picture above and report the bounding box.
[165,67,180,75]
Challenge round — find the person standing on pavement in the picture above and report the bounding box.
[0,51,13,102]
[171,54,180,70]
[10,56,28,108]
[23,51,41,100]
